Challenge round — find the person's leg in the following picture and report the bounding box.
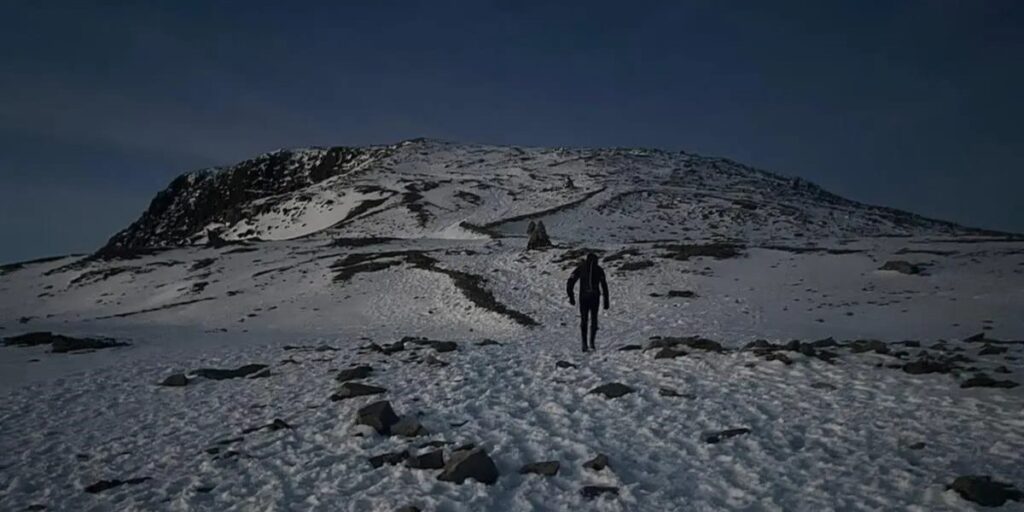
[589,304,598,349]
[579,298,589,352]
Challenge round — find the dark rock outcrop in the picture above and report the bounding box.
[160,373,188,387]
[84,477,152,494]
[583,454,610,471]
[368,450,409,468]
[526,221,552,250]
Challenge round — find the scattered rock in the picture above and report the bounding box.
[658,387,692,398]
[406,450,445,470]
[583,453,610,471]
[423,354,449,367]
[476,339,501,347]
[356,401,400,435]
[193,364,268,380]
[588,382,635,399]
[437,447,499,485]
[879,260,923,275]
[368,450,409,468]
[961,374,1019,389]
[809,337,838,348]
[810,382,837,390]
[391,416,428,437]
[84,477,152,494]
[3,332,129,353]
[618,344,643,351]
[948,475,1023,507]
[703,428,751,444]
[519,461,560,476]
[159,373,188,387]
[902,359,954,375]
[848,339,890,355]
[336,365,373,382]
[580,486,619,499]
[979,344,1008,356]
[764,353,793,365]
[666,290,696,298]
[331,382,387,401]
[555,360,577,369]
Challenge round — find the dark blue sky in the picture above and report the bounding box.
[2,1,1022,262]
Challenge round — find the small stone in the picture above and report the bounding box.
[519,461,559,476]
[810,382,837,390]
[331,382,387,401]
[703,428,751,444]
[555,360,577,369]
[589,383,635,399]
[160,373,188,387]
[580,486,619,499]
[908,442,926,450]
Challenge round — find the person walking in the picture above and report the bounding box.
[567,253,610,352]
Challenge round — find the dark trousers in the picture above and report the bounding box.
[579,293,599,351]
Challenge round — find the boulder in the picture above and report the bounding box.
[431,341,458,353]
[391,416,428,437]
[160,373,188,387]
[331,382,387,401]
[588,382,635,399]
[406,449,445,470]
[526,221,552,250]
[519,461,560,476]
[336,365,373,382]
[949,475,1023,507]
[583,453,609,471]
[437,447,499,485]
[356,401,400,435]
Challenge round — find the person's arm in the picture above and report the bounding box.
[600,268,610,309]
[566,268,579,305]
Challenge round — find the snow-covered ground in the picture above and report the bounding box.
[2,234,1023,511]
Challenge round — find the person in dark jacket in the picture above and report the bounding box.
[567,253,610,352]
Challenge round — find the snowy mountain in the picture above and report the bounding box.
[2,139,1024,511]
[101,138,994,255]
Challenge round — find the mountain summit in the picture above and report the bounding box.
[101,139,987,254]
